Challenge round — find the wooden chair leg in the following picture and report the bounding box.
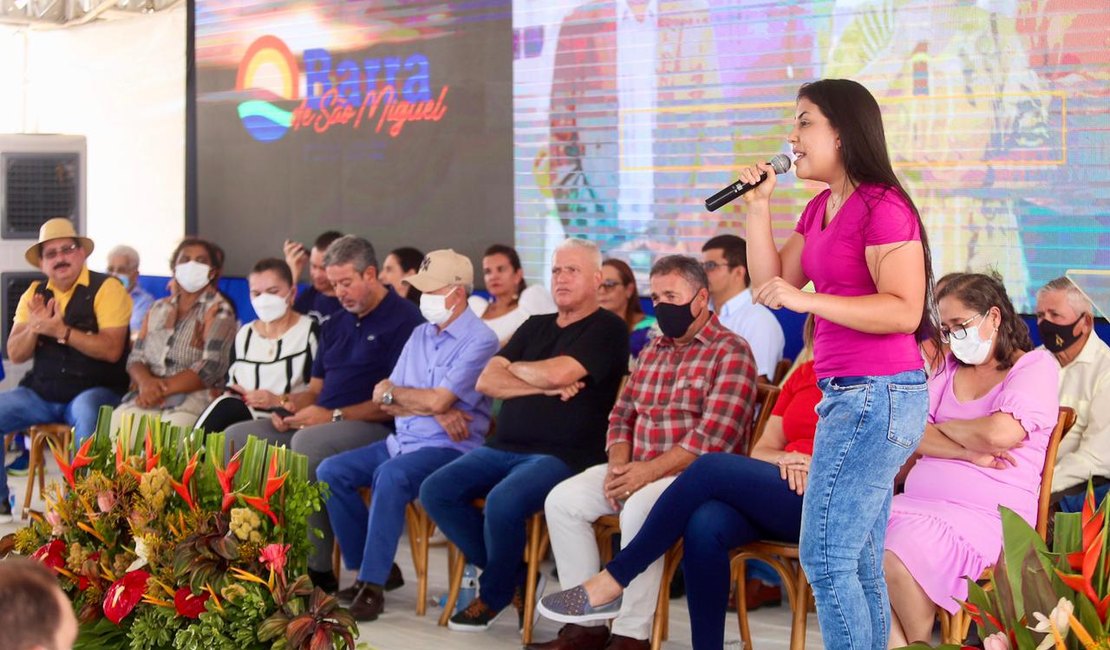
[406,505,431,616]
[650,546,682,650]
[735,560,754,650]
[22,434,44,520]
[789,567,810,650]
[522,513,548,645]
[331,540,342,580]
[439,543,467,627]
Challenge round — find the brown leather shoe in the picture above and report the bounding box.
[525,623,609,650]
[605,634,650,649]
[348,585,384,622]
[744,578,782,611]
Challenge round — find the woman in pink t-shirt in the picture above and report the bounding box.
[738,79,938,649]
[885,273,1058,645]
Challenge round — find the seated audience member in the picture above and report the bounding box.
[421,239,628,632]
[598,259,658,361]
[534,255,757,650]
[106,244,155,337]
[378,247,425,305]
[535,317,817,650]
[113,238,237,435]
[921,272,965,373]
[701,235,784,381]
[884,273,1059,646]
[1035,277,1110,511]
[318,249,499,621]
[226,235,423,592]
[0,219,132,522]
[194,258,319,433]
[0,557,78,650]
[468,244,557,345]
[284,230,344,322]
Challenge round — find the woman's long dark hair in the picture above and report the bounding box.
[390,247,424,304]
[938,273,1031,370]
[798,79,939,348]
[603,258,644,331]
[484,244,527,298]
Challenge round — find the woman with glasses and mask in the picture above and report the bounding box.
[194,258,320,433]
[597,259,658,360]
[883,273,1059,646]
[112,238,238,436]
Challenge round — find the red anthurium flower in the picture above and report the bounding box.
[169,451,201,511]
[143,427,160,472]
[31,539,65,572]
[103,570,151,624]
[259,543,290,575]
[50,436,97,489]
[173,587,210,619]
[213,448,244,512]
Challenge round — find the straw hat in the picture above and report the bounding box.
[25,218,94,267]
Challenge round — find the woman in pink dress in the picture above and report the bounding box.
[884,273,1060,646]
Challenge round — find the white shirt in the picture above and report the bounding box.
[715,288,784,380]
[616,0,658,233]
[468,284,557,345]
[1051,333,1110,492]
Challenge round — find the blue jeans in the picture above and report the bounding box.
[318,441,461,586]
[605,453,804,650]
[420,446,573,611]
[800,371,927,650]
[1057,481,1110,514]
[0,386,122,504]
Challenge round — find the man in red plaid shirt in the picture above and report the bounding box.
[533,255,758,650]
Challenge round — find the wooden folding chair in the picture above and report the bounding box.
[937,406,1077,643]
[438,499,550,644]
[772,358,794,386]
[747,383,782,454]
[22,423,72,519]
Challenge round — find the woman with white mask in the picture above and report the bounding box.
[112,238,238,437]
[195,258,319,433]
[884,273,1059,646]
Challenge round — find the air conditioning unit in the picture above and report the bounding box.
[0,134,86,240]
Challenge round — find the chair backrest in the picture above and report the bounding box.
[747,382,782,454]
[772,358,793,386]
[1037,406,1078,540]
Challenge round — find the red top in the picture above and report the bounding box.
[771,360,821,456]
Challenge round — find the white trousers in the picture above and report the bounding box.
[544,463,676,640]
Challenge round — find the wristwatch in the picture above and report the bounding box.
[382,388,395,406]
[331,408,344,422]
[57,327,72,346]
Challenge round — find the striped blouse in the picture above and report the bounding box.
[227,315,319,396]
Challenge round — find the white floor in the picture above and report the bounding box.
[2,460,824,649]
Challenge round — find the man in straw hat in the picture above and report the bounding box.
[0,218,132,523]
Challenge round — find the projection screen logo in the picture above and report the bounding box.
[235,35,450,143]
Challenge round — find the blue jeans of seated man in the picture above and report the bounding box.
[799,370,927,650]
[420,446,574,612]
[0,386,122,505]
[317,441,462,586]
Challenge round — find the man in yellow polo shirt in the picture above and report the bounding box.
[0,218,132,523]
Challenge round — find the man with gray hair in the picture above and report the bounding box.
[421,238,629,633]
[225,235,424,593]
[1035,277,1110,510]
[533,255,757,650]
[0,556,78,650]
[106,244,155,335]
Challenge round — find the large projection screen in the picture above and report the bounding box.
[194,0,513,278]
[512,0,1109,310]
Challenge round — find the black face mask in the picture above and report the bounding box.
[1038,315,1085,353]
[655,298,700,339]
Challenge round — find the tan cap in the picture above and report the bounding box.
[404,249,473,293]
[26,218,94,267]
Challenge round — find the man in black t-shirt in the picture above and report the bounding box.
[284,230,344,323]
[421,239,629,634]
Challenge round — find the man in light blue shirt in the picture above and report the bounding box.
[702,235,784,382]
[316,249,499,622]
[106,245,155,336]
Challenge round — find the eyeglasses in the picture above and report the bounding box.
[701,260,734,273]
[42,243,80,261]
[940,313,985,343]
[599,280,622,291]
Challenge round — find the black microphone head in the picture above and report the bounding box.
[770,153,792,175]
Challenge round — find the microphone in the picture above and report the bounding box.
[704,154,792,212]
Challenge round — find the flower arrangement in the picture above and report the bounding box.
[10,407,357,650]
[901,484,1110,650]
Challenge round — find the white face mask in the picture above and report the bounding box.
[420,287,457,326]
[174,261,211,294]
[949,316,994,366]
[251,292,289,324]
